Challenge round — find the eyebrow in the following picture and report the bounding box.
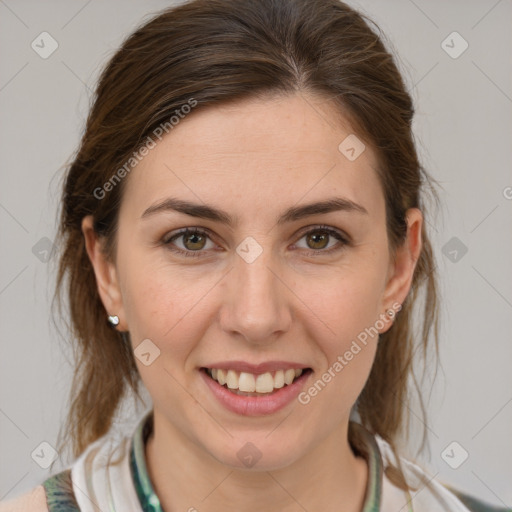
[141,196,368,226]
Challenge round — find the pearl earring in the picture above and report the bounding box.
[107,315,120,327]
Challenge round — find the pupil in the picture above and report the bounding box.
[309,232,328,249]
[186,233,203,249]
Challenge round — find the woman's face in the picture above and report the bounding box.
[86,92,421,470]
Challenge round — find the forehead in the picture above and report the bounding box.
[121,93,383,220]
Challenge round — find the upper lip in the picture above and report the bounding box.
[202,360,311,375]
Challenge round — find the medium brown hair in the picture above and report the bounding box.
[53,0,440,491]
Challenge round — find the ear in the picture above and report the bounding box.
[82,216,127,331]
[378,208,423,334]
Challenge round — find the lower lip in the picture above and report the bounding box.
[200,369,311,416]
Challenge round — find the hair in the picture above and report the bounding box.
[53,0,440,491]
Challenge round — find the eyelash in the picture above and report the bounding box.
[162,225,350,259]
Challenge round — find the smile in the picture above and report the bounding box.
[204,368,306,395]
[200,366,313,416]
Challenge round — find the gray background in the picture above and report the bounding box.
[1,0,511,507]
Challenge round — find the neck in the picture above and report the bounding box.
[145,412,369,512]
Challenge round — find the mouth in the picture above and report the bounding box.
[200,367,313,402]
[201,367,313,397]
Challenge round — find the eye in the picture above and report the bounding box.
[293,225,349,255]
[163,228,216,257]
[162,225,350,258]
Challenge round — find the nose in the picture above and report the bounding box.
[218,246,292,346]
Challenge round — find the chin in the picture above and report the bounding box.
[204,432,307,472]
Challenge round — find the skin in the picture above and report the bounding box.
[83,92,422,512]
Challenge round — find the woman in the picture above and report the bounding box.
[1,0,507,510]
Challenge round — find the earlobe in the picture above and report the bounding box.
[81,216,127,330]
[379,208,423,332]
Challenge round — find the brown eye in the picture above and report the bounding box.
[163,228,215,257]
[182,231,207,250]
[294,226,349,255]
[306,230,330,250]
[163,225,349,259]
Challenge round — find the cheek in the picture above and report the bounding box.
[308,264,387,345]
[296,256,387,401]
[317,288,380,380]
[300,280,381,416]
[119,257,217,359]
[120,266,201,406]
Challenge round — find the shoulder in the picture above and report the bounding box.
[0,485,49,512]
[0,468,81,512]
[442,485,512,512]
[41,468,80,511]
[374,435,511,512]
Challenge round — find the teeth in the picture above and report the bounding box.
[274,370,285,388]
[207,367,305,393]
[226,369,238,389]
[255,372,274,393]
[239,372,256,392]
[284,369,296,385]
[217,368,226,385]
